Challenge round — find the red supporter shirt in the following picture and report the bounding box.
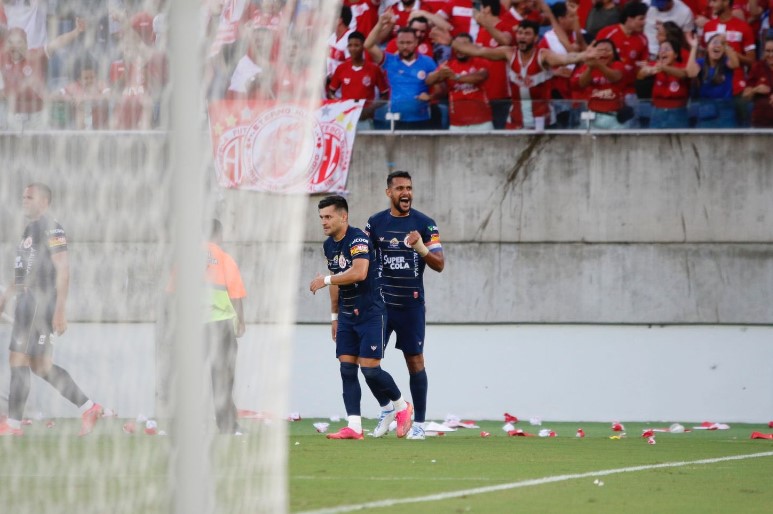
[346,0,380,36]
[702,17,755,94]
[595,24,648,95]
[571,61,626,113]
[0,48,47,113]
[746,61,773,126]
[436,0,474,37]
[507,48,552,128]
[329,59,390,101]
[109,53,168,129]
[649,61,691,108]
[445,56,493,126]
[475,17,517,100]
[59,81,111,129]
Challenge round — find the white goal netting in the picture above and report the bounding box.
[0,1,337,512]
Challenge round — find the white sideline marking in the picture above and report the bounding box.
[297,451,773,514]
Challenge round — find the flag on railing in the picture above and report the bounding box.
[208,100,364,193]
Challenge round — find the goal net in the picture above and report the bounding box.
[0,0,336,512]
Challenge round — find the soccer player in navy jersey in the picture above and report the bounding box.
[365,171,444,440]
[310,195,414,440]
[0,183,102,437]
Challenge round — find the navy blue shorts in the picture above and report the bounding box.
[9,291,55,357]
[336,313,386,360]
[385,305,426,355]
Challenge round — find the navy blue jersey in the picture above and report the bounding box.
[14,215,67,294]
[323,225,385,319]
[365,209,442,309]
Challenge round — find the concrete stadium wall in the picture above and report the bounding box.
[1,133,771,324]
[2,322,771,423]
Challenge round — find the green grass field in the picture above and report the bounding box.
[2,418,772,513]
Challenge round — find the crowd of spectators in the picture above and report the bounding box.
[1,0,771,131]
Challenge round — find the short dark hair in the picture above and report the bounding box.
[481,0,501,16]
[387,170,412,187]
[348,31,365,43]
[621,1,648,22]
[396,26,418,38]
[518,20,540,36]
[454,32,473,43]
[551,1,568,19]
[27,182,52,204]
[409,16,429,27]
[594,38,620,61]
[318,195,349,213]
[340,5,352,27]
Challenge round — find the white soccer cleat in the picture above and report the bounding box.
[371,408,396,438]
[406,424,425,440]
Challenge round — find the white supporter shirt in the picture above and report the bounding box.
[5,0,48,49]
[643,0,695,57]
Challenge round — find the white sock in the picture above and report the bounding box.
[347,415,362,433]
[381,403,394,412]
[79,399,95,414]
[392,396,407,412]
[7,418,22,430]
[414,421,425,429]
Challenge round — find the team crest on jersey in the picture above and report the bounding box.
[343,77,351,85]
[362,76,371,87]
[418,70,427,80]
[669,81,680,92]
[629,50,637,59]
[338,253,347,268]
[390,237,400,248]
[22,236,32,249]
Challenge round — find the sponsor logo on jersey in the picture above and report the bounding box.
[370,345,377,351]
[384,255,410,269]
[430,234,440,242]
[351,244,369,256]
[22,236,32,250]
[389,237,400,248]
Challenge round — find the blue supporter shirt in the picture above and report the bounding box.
[365,209,442,309]
[323,225,385,319]
[696,58,734,99]
[377,53,437,122]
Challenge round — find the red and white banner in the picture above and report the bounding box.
[208,100,363,193]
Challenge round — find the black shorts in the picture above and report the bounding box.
[9,290,55,357]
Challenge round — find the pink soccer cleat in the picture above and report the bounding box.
[395,402,414,438]
[79,403,103,436]
[0,421,23,436]
[326,427,364,440]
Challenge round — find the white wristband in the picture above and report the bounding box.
[331,313,338,321]
[412,239,429,257]
[324,275,332,285]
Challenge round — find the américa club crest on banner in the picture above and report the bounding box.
[208,100,364,193]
